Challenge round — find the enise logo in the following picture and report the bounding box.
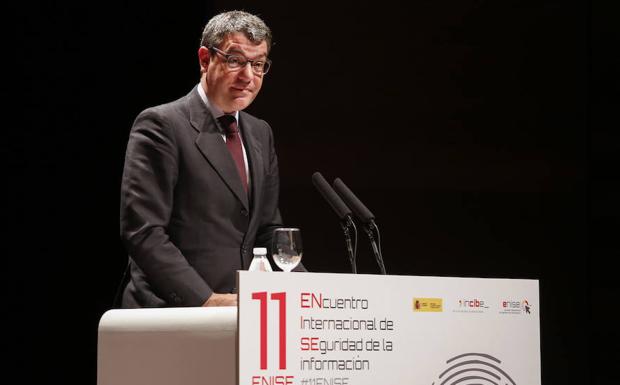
[431,352,517,385]
[499,299,532,315]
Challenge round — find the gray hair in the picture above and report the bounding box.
[201,11,272,52]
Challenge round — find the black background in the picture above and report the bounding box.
[5,0,609,383]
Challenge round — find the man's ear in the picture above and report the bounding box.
[198,46,211,73]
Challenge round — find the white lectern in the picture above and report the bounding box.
[98,272,540,385]
[97,307,237,385]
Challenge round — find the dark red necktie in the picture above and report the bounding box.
[219,114,248,192]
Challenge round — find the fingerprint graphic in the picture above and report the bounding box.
[431,353,517,385]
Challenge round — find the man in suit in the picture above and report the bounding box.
[120,11,295,308]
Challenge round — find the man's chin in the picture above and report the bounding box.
[228,96,254,112]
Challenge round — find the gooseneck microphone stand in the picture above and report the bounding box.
[341,215,358,274]
[364,220,386,275]
[333,177,387,275]
[312,172,359,274]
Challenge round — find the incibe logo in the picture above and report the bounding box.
[454,298,489,313]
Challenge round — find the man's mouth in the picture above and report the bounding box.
[232,86,251,93]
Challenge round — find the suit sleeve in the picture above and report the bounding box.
[120,108,213,306]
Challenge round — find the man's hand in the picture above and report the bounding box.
[203,293,238,307]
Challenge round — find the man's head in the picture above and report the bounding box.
[198,11,272,113]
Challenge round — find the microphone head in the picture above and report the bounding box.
[332,178,375,224]
[312,172,352,221]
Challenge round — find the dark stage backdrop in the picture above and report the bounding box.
[6,1,595,384]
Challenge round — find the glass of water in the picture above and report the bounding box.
[272,228,302,272]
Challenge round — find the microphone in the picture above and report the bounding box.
[332,178,386,275]
[332,178,375,224]
[312,172,358,274]
[312,172,353,221]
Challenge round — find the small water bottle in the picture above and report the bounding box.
[248,247,273,272]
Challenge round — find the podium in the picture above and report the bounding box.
[97,307,237,385]
[98,272,540,385]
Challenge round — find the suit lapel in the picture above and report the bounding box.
[188,88,249,210]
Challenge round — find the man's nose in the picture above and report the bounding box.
[238,62,254,80]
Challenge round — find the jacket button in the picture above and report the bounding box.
[171,293,183,304]
[241,209,248,216]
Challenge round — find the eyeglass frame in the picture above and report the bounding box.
[207,46,272,75]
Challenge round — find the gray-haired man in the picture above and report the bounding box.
[120,11,298,308]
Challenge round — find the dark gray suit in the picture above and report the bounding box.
[120,86,283,307]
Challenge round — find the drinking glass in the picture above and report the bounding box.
[272,228,302,272]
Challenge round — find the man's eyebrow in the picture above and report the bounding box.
[226,48,267,59]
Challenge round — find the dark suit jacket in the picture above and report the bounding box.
[120,86,284,307]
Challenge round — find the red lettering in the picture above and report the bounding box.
[271,292,287,369]
[301,292,310,308]
[312,293,322,308]
[251,376,294,385]
[301,292,323,308]
[253,292,288,370]
[301,337,319,351]
[252,292,268,369]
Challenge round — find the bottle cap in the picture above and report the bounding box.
[253,247,267,255]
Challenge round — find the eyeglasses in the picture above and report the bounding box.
[209,46,272,75]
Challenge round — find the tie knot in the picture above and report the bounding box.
[218,114,238,135]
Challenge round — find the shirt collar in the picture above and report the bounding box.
[197,83,239,122]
